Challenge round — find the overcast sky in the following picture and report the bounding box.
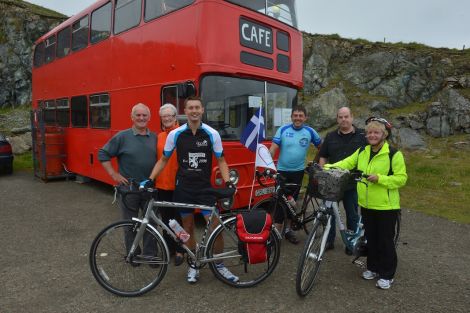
[25,0,469,49]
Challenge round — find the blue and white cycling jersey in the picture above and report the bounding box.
[273,124,321,171]
[164,122,223,188]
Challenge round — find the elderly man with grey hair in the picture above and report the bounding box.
[98,102,157,256]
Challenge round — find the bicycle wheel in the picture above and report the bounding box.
[301,195,319,234]
[295,220,326,297]
[252,197,288,236]
[206,217,281,288]
[89,220,169,297]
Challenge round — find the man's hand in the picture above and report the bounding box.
[111,172,128,185]
[139,179,155,190]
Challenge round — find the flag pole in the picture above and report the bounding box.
[248,106,263,210]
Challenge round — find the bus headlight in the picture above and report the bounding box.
[215,169,239,187]
[229,169,239,185]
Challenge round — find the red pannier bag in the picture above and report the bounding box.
[236,210,273,264]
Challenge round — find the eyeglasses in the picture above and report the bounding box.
[160,114,176,119]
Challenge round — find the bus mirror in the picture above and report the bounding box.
[178,82,196,98]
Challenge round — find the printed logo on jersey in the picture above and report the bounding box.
[286,132,294,138]
[299,137,309,147]
[187,152,207,168]
[196,140,208,147]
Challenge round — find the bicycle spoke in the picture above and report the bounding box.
[90,221,169,297]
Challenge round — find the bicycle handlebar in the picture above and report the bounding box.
[306,163,370,182]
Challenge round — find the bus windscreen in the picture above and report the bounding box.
[200,75,297,140]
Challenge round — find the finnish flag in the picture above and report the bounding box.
[240,108,265,152]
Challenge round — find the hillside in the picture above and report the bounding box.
[1,1,470,151]
[0,0,66,108]
[300,33,470,149]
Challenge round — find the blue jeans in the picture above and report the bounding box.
[327,188,359,244]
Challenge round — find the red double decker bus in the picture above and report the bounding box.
[32,0,302,209]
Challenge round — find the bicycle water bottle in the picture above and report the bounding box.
[169,219,190,243]
[287,195,297,209]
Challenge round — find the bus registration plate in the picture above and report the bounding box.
[255,186,275,196]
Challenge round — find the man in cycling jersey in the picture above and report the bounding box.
[148,96,238,284]
[269,105,321,244]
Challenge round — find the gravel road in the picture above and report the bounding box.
[0,171,469,313]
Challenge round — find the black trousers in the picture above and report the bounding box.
[276,170,304,224]
[157,189,185,254]
[361,208,399,280]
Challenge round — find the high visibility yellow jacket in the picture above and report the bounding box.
[328,142,407,210]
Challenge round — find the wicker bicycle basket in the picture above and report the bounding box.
[307,168,350,201]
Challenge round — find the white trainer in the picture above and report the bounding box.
[376,278,394,289]
[187,267,199,284]
[362,270,378,280]
[216,263,239,282]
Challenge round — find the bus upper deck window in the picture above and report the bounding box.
[57,27,71,58]
[72,16,89,51]
[145,0,194,21]
[114,0,142,34]
[91,2,112,44]
[45,35,56,64]
[33,42,45,67]
[226,0,298,28]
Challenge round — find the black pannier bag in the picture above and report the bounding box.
[307,168,350,201]
[236,210,272,264]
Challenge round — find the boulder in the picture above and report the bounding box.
[304,88,349,129]
[8,132,32,154]
[425,89,470,137]
[396,128,426,150]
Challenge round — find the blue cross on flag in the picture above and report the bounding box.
[240,107,265,152]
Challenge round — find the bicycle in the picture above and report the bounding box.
[89,184,281,297]
[295,165,401,296]
[252,166,319,237]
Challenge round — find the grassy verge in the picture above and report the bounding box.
[401,134,470,224]
[13,151,33,171]
[306,134,470,224]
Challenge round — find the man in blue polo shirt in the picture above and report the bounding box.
[270,105,321,244]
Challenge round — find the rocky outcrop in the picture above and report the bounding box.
[0,0,66,108]
[301,34,470,149]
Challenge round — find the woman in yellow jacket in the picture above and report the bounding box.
[326,117,407,289]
